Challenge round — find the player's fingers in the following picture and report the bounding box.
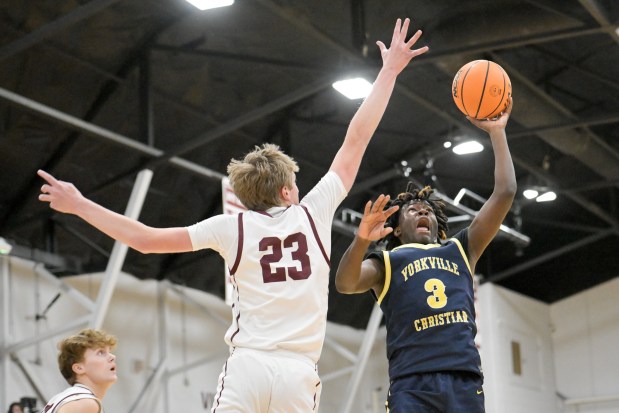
[372,195,386,212]
[405,29,422,48]
[400,18,410,41]
[376,40,387,55]
[38,193,50,203]
[382,227,394,237]
[37,169,58,185]
[391,18,402,45]
[364,199,372,215]
[378,194,391,209]
[411,45,429,58]
[384,205,399,218]
[504,97,513,115]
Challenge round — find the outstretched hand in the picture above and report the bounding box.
[357,194,399,242]
[37,169,83,215]
[377,18,429,74]
[467,97,513,133]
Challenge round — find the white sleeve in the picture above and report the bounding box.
[186,214,238,260]
[300,171,347,228]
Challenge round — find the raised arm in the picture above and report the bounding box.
[37,170,193,254]
[336,195,398,295]
[330,18,429,191]
[465,99,517,269]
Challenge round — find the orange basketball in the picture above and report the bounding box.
[452,60,511,120]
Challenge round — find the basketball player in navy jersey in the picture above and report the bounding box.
[38,18,429,412]
[335,100,515,413]
[43,329,117,413]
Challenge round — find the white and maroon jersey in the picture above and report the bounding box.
[43,384,102,413]
[188,172,346,363]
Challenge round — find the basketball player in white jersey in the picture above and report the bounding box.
[43,329,117,413]
[37,18,429,412]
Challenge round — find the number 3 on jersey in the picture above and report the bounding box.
[424,278,447,309]
[259,233,311,283]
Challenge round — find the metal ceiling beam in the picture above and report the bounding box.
[150,75,334,165]
[418,25,615,66]
[487,228,615,283]
[491,55,619,228]
[0,0,122,61]
[0,86,224,181]
[152,44,327,71]
[578,0,619,44]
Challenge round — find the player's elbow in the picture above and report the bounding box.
[128,238,154,254]
[499,180,517,201]
[335,276,358,294]
[127,229,162,254]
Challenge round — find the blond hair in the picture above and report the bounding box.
[58,329,117,385]
[227,143,299,210]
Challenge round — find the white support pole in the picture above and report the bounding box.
[320,366,355,383]
[127,281,169,413]
[10,352,48,404]
[0,256,10,412]
[91,169,153,329]
[339,303,383,413]
[157,282,169,413]
[323,335,358,363]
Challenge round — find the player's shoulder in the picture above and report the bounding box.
[57,398,101,413]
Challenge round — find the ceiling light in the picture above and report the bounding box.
[185,0,234,10]
[452,140,483,155]
[523,189,538,199]
[332,78,373,100]
[536,191,557,202]
[443,141,452,148]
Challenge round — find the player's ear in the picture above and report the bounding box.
[72,362,84,375]
[280,186,289,200]
[394,227,401,237]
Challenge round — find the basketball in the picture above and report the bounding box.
[452,60,511,120]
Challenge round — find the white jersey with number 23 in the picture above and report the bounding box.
[187,171,346,363]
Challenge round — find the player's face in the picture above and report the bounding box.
[76,346,117,386]
[398,200,438,244]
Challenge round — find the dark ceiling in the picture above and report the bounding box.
[1,0,618,329]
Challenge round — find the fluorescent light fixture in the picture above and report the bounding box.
[536,191,557,202]
[452,140,483,155]
[443,141,452,149]
[185,0,234,10]
[332,78,373,100]
[0,237,12,255]
[523,189,539,199]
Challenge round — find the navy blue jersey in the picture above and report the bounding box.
[369,229,482,380]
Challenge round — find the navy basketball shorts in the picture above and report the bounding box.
[386,371,484,413]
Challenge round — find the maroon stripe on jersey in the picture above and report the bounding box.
[229,213,244,275]
[313,383,320,410]
[212,352,232,413]
[229,274,241,344]
[300,205,330,266]
[230,312,241,343]
[44,392,96,413]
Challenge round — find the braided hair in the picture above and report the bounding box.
[383,183,449,251]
